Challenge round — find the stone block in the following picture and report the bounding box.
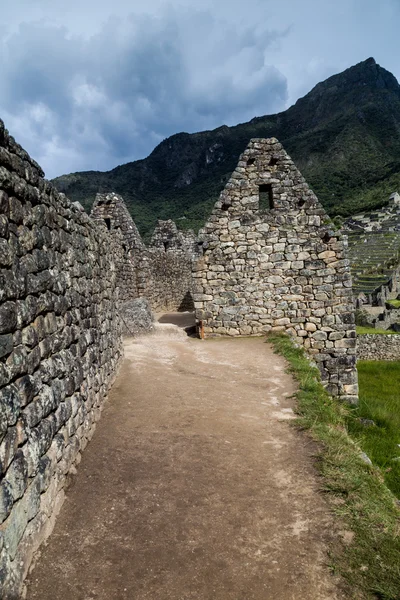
[312,331,327,341]
[0,303,17,334]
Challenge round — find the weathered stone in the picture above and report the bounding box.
[0,480,13,524]
[193,138,357,402]
[0,135,124,598]
[0,334,13,359]
[4,451,28,501]
[0,303,17,334]
[357,334,400,361]
[0,190,9,215]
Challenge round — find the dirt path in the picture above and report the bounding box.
[26,321,344,600]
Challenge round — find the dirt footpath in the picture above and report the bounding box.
[26,323,344,600]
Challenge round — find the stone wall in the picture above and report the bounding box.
[193,138,358,403]
[91,197,198,314]
[91,192,144,302]
[357,334,400,360]
[145,220,197,312]
[0,121,123,598]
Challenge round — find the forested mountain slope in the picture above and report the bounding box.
[53,58,400,237]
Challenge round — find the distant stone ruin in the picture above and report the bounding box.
[343,192,400,330]
[147,219,199,312]
[389,191,400,207]
[355,267,400,330]
[91,192,144,301]
[90,193,198,313]
[193,138,358,402]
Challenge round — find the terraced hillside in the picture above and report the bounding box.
[346,228,400,296]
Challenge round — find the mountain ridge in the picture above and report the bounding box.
[53,58,400,237]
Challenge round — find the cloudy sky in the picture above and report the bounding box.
[1,0,399,178]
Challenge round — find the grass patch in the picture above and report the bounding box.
[356,326,397,335]
[267,333,400,600]
[347,361,400,499]
[387,300,400,309]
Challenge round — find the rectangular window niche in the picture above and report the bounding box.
[259,184,274,210]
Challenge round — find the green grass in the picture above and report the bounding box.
[268,333,400,600]
[387,300,400,309]
[357,326,398,335]
[347,361,400,498]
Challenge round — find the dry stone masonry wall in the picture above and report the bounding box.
[193,138,358,402]
[146,220,198,312]
[91,193,144,302]
[91,195,198,314]
[0,122,123,599]
[357,334,400,360]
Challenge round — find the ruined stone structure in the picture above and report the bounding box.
[193,138,358,402]
[0,125,361,598]
[0,122,123,598]
[146,220,198,312]
[91,196,198,313]
[355,268,400,330]
[91,192,145,301]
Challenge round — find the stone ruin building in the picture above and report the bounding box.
[0,120,358,599]
[90,192,198,313]
[342,193,400,330]
[355,267,400,330]
[193,138,358,403]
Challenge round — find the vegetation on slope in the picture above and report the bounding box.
[268,333,400,599]
[53,58,400,238]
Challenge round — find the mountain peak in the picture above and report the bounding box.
[289,57,400,120]
[53,58,400,236]
[318,57,399,94]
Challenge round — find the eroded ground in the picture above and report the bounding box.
[26,320,344,600]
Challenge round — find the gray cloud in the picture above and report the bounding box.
[0,6,288,177]
[1,0,400,178]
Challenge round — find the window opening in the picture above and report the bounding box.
[247,157,256,166]
[322,232,331,243]
[269,156,278,166]
[259,184,274,210]
[298,199,306,208]
[104,218,111,230]
[163,241,170,251]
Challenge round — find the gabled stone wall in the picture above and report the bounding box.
[91,193,144,302]
[193,138,358,402]
[91,198,198,313]
[0,121,123,598]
